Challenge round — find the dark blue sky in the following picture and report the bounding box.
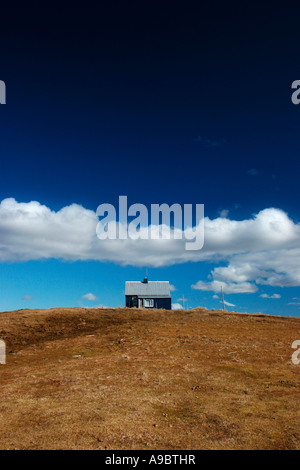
[1,3,300,314]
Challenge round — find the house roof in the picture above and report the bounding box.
[125,281,171,298]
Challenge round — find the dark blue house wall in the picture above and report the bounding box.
[126,295,136,307]
[125,296,172,310]
[154,298,172,310]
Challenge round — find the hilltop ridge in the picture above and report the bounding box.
[0,307,299,450]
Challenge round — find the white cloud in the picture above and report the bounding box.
[22,295,34,301]
[218,249,300,288]
[82,293,97,301]
[169,284,176,292]
[260,293,281,299]
[192,208,300,292]
[219,209,229,218]
[222,300,236,307]
[213,294,219,299]
[192,280,258,294]
[288,302,300,306]
[83,304,109,309]
[0,199,300,293]
[172,303,183,310]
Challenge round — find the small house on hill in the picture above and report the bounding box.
[125,277,172,310]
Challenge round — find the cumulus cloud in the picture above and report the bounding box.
[0,198,203,266]
[22,295,34,301]
[215,248,300,288]
[192,279,258,294]
[260,294,281,299]
[82,293,97,301]
[191,208,300,293]
[169,284,176,292]
[0,199,300,292]
[172,303,183,310]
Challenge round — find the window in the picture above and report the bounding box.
[144,299,154,308]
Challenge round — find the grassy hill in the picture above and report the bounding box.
[0,307,299,450]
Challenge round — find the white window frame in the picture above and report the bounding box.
[143,299,154,308]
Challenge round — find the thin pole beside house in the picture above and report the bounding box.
[221,285,226,311]
[178,295,185,310]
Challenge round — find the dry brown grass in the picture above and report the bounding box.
[0,307,299,450]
